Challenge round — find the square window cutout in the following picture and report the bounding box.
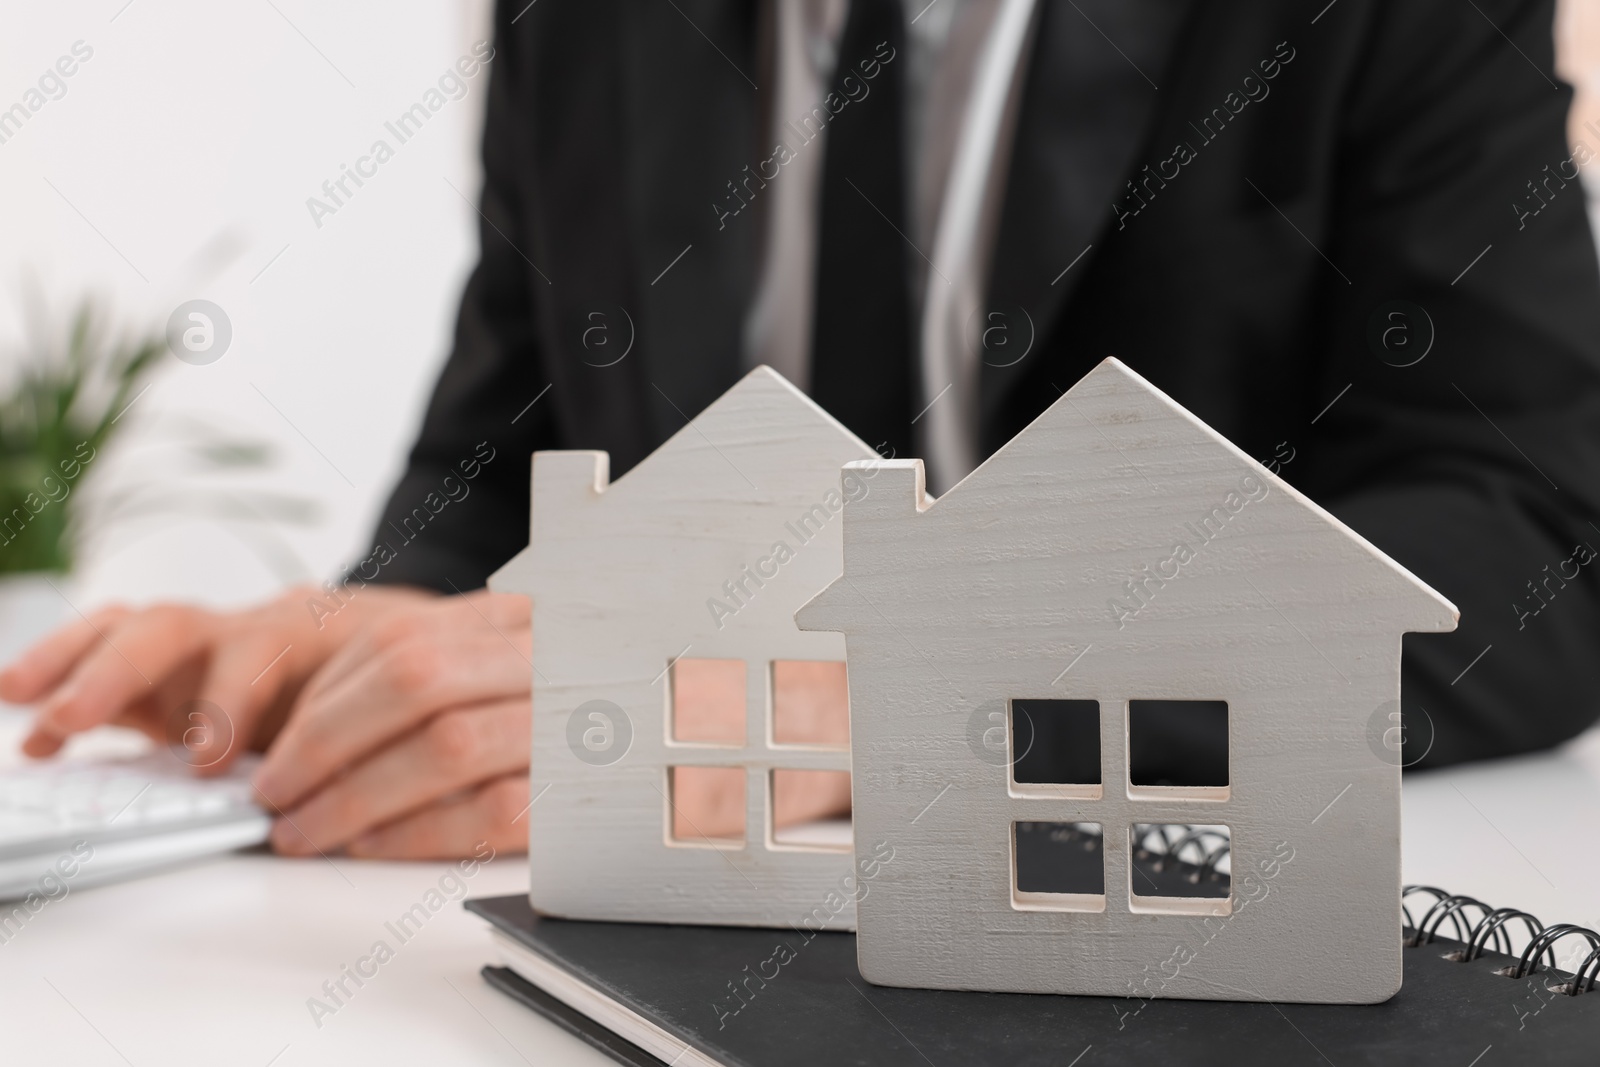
[1012,822,1105,911]
[1128,700,1228,791]
[1129,824,1231,914]
[667,766,745,847]
[772,661,850,746]
[670,659,745,745]
[770,769,852,851]
[1011,699,1100,787]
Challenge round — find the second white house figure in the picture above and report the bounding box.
[796,358,1457,1003]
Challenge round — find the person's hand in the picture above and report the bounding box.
[3,579,854,863]
[0,584,436,771]
[251,591,534,860]
[261,604,854,858]
[669,659,853,840]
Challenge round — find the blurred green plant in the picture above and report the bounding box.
[0,303,160,574]
[0,300,319,579]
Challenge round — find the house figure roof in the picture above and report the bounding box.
[492,366,880,931]
[796,357,1457,1003]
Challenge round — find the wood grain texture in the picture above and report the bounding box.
[797,357,1458,1003]
[491,367,878,930]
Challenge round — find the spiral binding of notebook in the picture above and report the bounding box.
[1019,822,1600,996]
[1403,884,1600,997]
[1130,821,1231,893]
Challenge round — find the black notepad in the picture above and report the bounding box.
[468,888,1600,1067]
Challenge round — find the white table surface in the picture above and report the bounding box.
[3,712,1598,1066]
[0,712,615,1067]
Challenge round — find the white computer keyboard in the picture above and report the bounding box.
[0,753,271,900]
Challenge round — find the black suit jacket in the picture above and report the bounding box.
[367,0,1600,768]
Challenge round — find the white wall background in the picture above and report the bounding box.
[0,0,493,613]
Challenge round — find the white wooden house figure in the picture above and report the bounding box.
[796,358,1457,1003]
[490,367,877,929]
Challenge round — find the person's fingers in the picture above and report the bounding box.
[19,729,66,758]
[23,606,217,751]
[270,698,530,854]
[23,635,208,760]
[299,591,529,703]
[19,638,169,760]
[771,660,850,745]
[671,658,745,743]
[108,696,170,746]
[773,768,853,828]
[22,639,190,755]
[342,773,530,861]
[0,605,131,705]
[442,588,530,627]
[14,587,439,761]
[670,766,748,841]
[183,638,308,776]
[461,589,532,628]
[254,621,530,809]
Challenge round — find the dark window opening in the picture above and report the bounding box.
[1128,700,1228,787]
[1011,699,1101,785]
[1014,821,1105,895]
